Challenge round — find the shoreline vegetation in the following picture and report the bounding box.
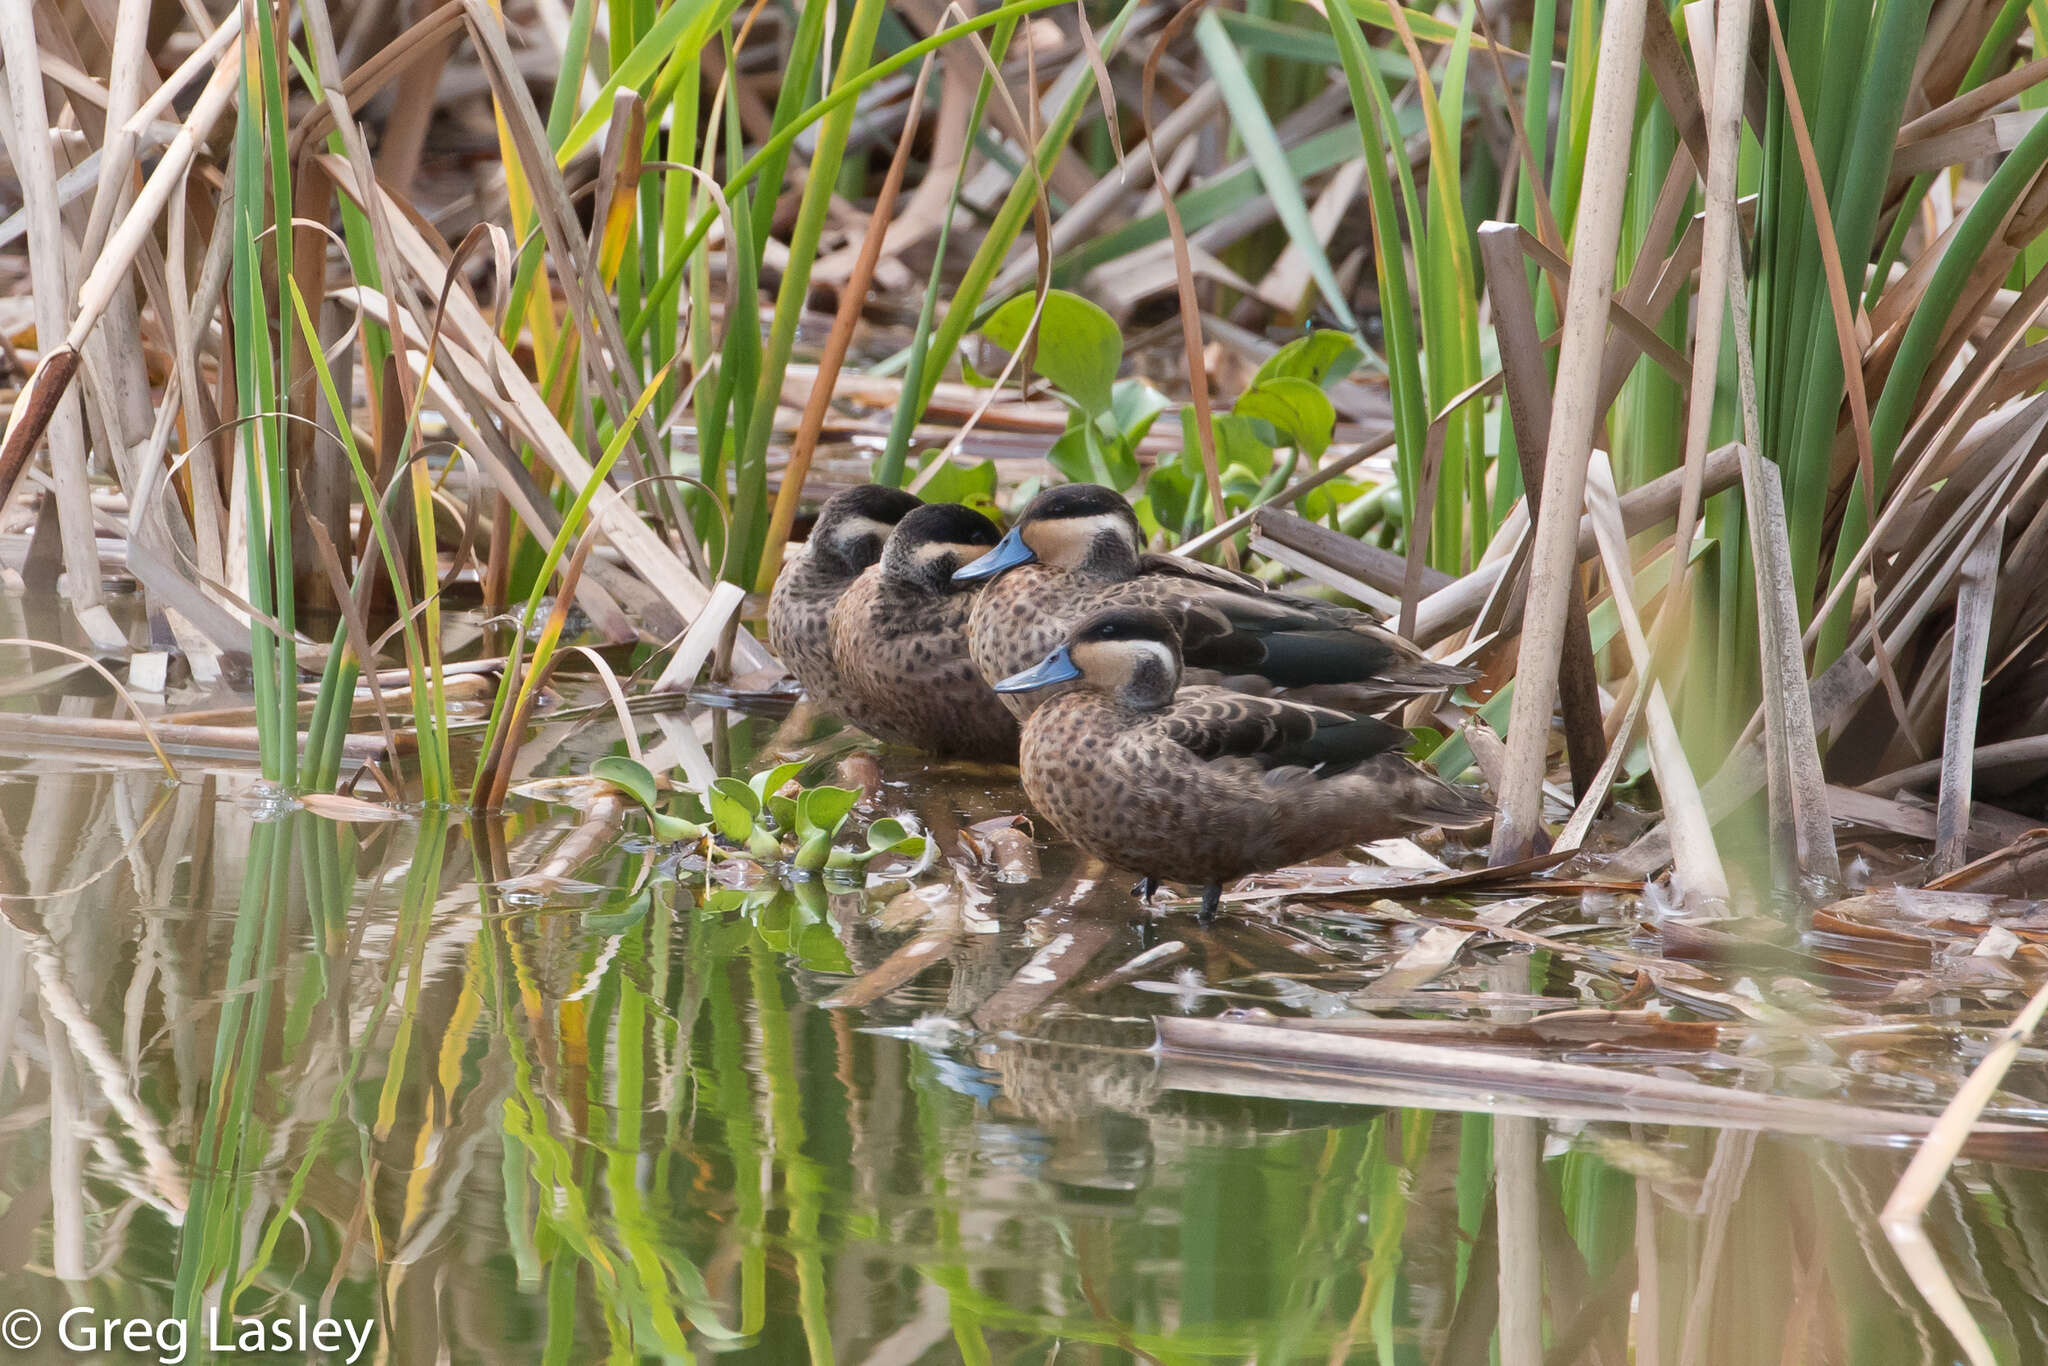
[8,0,2048,1359]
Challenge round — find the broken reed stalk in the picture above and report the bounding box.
[1583,454,1728,900]
[1476,220,1607,802]
[1651,0,1750,646]
[1739,447,1841,888]
[1173,429,1395,558]
[1673,1129,1758,1366]
[1932,519,2003,878]
[1412,442,1744,645]
[1881,975,2048,1366]
[0,0,111,643]
[1491,0,1652,865]
[1490,960,1543,1366]
[1153,1016,2040,1140]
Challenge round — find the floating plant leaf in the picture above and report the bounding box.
[866,816,926,857]
[1235,376,1335,457]
[750,760,807,805]
[914,457,1001,520]
[591,755,661,811]
[649,812,706,842]
[1110,378,1172,444]
[584,887,654,935]
[795,921,853,974]
[981,288,1122,417]
[1254,330,1364,389]
[797,785,862,837]
[792,829,835,872]
[708,777,760,841]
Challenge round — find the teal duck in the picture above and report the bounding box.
[995,606,1491,921]
[768,484,921,706]
[828,503,1021,761]
[954,483,1471,718]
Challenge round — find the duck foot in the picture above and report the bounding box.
[1130,877,1159,905]
[1199,883,1222,924]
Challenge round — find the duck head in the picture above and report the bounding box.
[809,484,922,578]
[879,503,1005,593]
[953,484,1142,583]
[995,606,1183,710]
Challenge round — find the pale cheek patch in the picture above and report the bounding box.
[913,541,992,567]
[1037,513,1137,565]
[831,516,897,551]
[1128,641,1177,678]
[1123,641,1177,697]
[1077,638,1176,693]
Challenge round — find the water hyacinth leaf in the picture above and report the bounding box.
[708,777,760,841]
[751,760,807,805]
[795,921,854,975]
[667,787,712,827]
[797,785,862,838]
[1184,408,1274,491]
[981,289,1123,416]
[1111,378,1174,445]
[1298,476,1368,523]
[866,816,926,856]
[793,829,836,872]
[768,793,799,833]
[584,887,655,935]
[1137,460,1196,539]
[701,886,749,916]
[591,755,662,812]
[649,812,706,843]
[1045,410,1137,489]
[1254,330,1367,388]
[913,457,1001,518]
[1047,409,1144,490]
[1086,419,1142,491]
[1234,377,1337,457]
[1223,461,1275,505]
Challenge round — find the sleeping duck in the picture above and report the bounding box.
[829,503,1021,762]
[768,483,921,707]
[955,483,1471,718]
[995,606,1491,921]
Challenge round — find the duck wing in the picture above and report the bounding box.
[1154,689,1409,774]
[1146,580,1476,693]
[1137,552,1269,594]
[1120,556,1478,697]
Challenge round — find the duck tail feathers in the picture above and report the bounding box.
[1390,764,1493,831]
[1375,657,1480,692]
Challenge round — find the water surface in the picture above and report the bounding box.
[2,743,2045,1364]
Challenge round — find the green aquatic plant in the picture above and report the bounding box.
[1143,330,1368,543]
[978,289,1171,495]
[588,756,927,875]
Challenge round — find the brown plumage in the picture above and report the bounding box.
[828,503,1020,761]
[767,484,921,706]
[955,483,1472,719]
[996,606,1491,920]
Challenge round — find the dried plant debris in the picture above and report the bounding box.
[817,852,2048,1145]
